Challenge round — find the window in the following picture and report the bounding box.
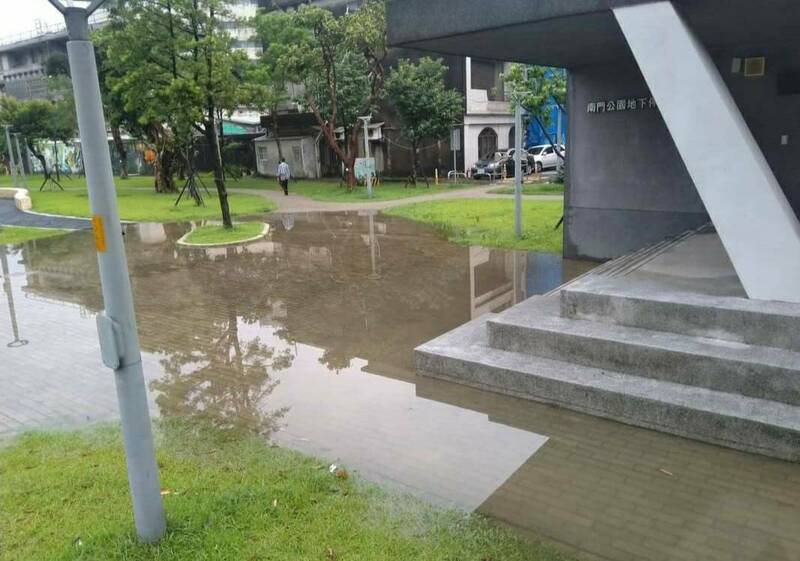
[478,128,498,161]
[543,146,554,155]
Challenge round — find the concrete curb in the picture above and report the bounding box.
[176,222,270,248]
[0,187,32,211]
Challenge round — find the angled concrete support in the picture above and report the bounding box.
[614,1,800,303]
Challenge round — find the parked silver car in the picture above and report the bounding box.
[527,144,566,173]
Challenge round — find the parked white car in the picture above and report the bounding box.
[528,144,566,173]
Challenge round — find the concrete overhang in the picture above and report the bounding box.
[388,0,800,67]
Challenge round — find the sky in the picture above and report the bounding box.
[0,0,64,42]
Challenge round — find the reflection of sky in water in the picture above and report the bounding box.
[236,321,548,509]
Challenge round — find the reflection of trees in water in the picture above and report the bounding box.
[318,348,351,373]
[151,306,294,437]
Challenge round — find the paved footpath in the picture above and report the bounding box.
[228,182,563,214]
[0,182,562,228]
[0,199,91,230]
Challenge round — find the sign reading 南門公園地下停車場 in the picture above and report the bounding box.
[588,96,657,113]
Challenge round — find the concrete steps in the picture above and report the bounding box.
[416,316,800,462]
[561,277,800,352]
[487,296,800,406]
[415,253,800,461]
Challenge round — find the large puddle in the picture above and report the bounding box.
[1,212,798,561]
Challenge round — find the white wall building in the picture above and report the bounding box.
[462,56,515,174]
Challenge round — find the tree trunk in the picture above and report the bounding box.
[28,143,49,181]
[206,113,232,229]
[153,150,177,193]
[271,111,283,161]
[110,125,128,179]
[344,127,360,190]
[52,141,60,182]
[410,140,418,186]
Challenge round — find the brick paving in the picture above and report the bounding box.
[1,213,798,561]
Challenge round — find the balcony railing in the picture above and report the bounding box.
[0,12,108,49]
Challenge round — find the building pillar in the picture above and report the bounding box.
[614,1,800,303]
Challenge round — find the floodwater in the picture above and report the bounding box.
[1,212,798,561]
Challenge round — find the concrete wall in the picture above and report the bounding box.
[565,62,708,260]
[565,50,800,261]
[722,50,800,215]
[255,136,319,179]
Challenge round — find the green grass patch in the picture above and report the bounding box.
[0,175,275,222]
[232,175,480,202]
[487,183,564,195]
[0,175,156,191]
[385,199,564,253]
[0,226,70,245]
[183,222,266,245]
[27,187,274,223]
[0,424,571,561]
[1,174,483,204]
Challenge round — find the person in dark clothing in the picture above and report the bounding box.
[277,157,290,195]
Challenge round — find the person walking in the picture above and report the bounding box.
[277,157,291,196]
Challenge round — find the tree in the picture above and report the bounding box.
[255,1,387,187]
[385,57,463,186]
[504,64,567,160]
[246,66,288,160]
[98,0,247,227]
[0,97,75,190]
[44,52,70,78]
[95,0,181,192]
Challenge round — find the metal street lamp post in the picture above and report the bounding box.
[513,68,529,239]
[13,134,28,188]
[359,115,373,198]
[45,0,166,543]
[4,126,19,188]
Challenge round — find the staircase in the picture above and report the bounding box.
[416,275,800,462]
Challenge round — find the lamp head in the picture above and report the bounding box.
[46,0,108,40]
[46,0,108,15]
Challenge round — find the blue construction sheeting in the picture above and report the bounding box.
[526,103,567,148]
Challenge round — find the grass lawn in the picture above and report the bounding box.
[231,175,480,202]
[0,226,71,245]
[385,199,564,253]
[0,424,571,561]
[25,185,274,224]
[183,222,266,245]
[487,183,564,195]
[0,175,275,222]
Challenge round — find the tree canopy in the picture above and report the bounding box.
[0,96,76,187]
[97,0,248,225]
[503,65,567,157]
[254,0,387,186]
[384,57,463,183]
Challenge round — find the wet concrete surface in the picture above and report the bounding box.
[1,212,798,561]
[0,199,91,230]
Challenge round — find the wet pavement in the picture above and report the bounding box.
[0,199,92,230]
[1,212,799,561]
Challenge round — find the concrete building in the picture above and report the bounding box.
[389,0,800,461]
[0,15,105,100]
[254,0,515,179]
[0,2,265,103]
